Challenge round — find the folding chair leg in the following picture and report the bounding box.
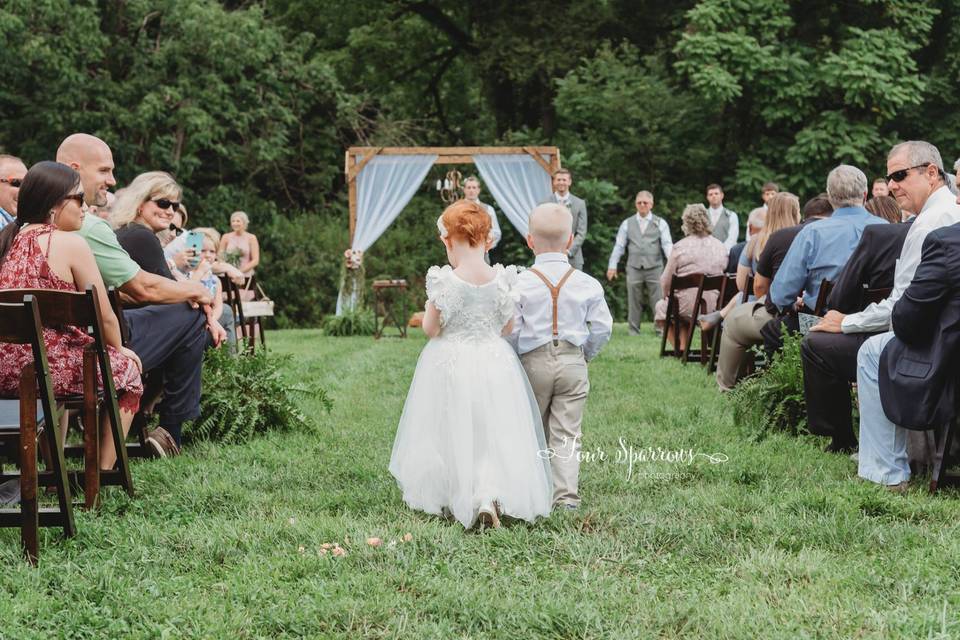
[42,407,75,538]
[658,299,671,357]
[20,387,39,565]
[708,324,722,372]
[929,420,956,494]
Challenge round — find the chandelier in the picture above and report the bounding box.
[435,169,462,204]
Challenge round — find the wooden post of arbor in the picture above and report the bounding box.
[344,146,561,247]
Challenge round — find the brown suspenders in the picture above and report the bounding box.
[527,267,576,346]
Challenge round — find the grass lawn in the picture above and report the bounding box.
[1,326,959,638]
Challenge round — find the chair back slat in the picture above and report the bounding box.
[860,284,892,309]
[0,288,97,328]
[813,278,834,316]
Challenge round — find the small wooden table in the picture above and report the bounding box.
[372,279,408,339]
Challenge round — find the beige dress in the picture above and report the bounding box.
[654,234,728,321]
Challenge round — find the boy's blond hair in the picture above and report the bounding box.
[528,203,573,251]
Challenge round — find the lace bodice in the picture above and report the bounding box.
[426,264,517,341]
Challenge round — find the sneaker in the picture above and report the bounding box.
[146,427,180,457]
[849,450,859,463]
[697,310,722,331]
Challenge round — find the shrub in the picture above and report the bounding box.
[322,309,376,336]
[728,329,807,438]
[183,347,331,444]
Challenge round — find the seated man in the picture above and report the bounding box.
[57,133,219,453]
[857,222,960,490]
[761,165,886,356]
[805,141,960,453]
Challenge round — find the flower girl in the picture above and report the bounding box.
[389,200,552,529]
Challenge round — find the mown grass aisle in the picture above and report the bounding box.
[1,327,959,638]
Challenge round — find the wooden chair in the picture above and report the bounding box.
[683,274,726,364]
[930,416,958,493]
[706,273,743,373]
[0,295,76,564]
[219,274,247,354]
[659,273,724,363]
[0,287,135,508]
[239,275,268,351]
[813,278,834,316]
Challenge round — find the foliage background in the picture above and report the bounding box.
[2,0,958,325]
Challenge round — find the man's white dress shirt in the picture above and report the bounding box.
[510,252,612,361]
[842,185,960,333]
[607,212,673,270]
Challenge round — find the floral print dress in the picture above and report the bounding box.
[0,225,142,412]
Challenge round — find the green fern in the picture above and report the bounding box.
[728,329,807,438]
[182,348,331,444]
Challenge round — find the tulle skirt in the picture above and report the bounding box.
[389,335,553,528]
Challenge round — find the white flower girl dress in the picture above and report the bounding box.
[389,264,553,528]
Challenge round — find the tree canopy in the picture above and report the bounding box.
[2,0,958,324]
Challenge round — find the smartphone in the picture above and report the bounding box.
[185,230,204,269]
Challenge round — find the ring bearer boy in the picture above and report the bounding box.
[511,203,613,509]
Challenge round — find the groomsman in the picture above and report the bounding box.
[463,176,502,263]
[541,168,587,269]
[705,183,738,250]
[606,191,673,335]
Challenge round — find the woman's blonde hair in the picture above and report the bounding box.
[680,204,712,237]
[110,171,181,229]
[193,226,221,249]
[230,210,250,228]
[746,192,800,261]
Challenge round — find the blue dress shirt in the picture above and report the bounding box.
[0,207,13,230]
[769,206,887,312]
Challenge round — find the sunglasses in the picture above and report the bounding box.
[0,177,22,188]
[168,223,184,236]
[885,164,932,184]
[63,193,85,205]
[153,198,181,212]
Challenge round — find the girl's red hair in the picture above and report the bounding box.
[441,199,491,248]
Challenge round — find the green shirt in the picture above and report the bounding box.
[75,214,140,288]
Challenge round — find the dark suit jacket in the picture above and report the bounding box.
[826,221,912,313]
[879,223,960,428]
[726,241,745,274]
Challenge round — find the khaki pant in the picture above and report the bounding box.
[626,265,662,335]
[715,301,774,390]
[520,341,590,507]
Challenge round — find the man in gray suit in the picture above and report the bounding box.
[541,168,587,269]
[705,183,739,250]
[607,190,673,335]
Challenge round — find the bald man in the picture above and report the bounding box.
[510,203,612,510]
[0,154,27,229]
[57,133,221,452]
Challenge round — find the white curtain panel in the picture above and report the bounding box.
[474,154,553,237]
[352,153,438,251]
[337,153,436,314]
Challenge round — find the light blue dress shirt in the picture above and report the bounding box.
[769,206,887,312]
[0,206,13,230]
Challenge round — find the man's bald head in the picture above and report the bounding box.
[526,203,573,254]
[56,133,116,206]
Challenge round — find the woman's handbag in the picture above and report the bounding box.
[241,279,275,318]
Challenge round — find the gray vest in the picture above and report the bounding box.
[626,214,665,270]
[711,208,731,242]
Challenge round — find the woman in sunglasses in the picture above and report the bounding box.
[0,161,143,471]
[112,171,186,280]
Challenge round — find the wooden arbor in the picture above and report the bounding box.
[344,146,562,245]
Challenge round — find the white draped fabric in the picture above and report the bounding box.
[337,154,437,314]
[352,154,438,252]
[474,154,553,236]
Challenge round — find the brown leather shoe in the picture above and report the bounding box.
[146,427,180,457]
